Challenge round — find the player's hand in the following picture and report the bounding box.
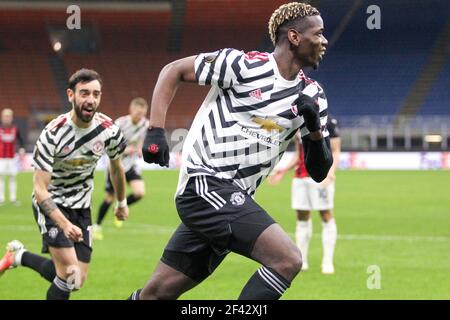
[115,206,129,221]
[320,172,335,187]
[125,145,138,156]
[293,93,321,133]
[61,222,83,242]
[266,169,286,186]
[142,127,170,167]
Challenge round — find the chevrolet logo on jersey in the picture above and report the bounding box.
[251,116,284,132]
[64,158,93,167]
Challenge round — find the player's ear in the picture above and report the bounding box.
[287,29,302,47]
[66,88,74,102]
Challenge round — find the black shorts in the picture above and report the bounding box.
[105,167,142,193]
[161,175,275,282]
[32,198,93,263]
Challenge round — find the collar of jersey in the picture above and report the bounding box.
[268,53,301,87]
[66,112,96,131]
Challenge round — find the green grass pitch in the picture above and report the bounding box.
[0,170,449,299]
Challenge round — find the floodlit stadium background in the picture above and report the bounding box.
[0,0,449,299]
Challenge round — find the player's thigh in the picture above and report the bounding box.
[129,179,145,196]
[162,223,227,284]
[291,178,313,211]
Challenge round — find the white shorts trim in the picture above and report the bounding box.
[291,177,335,211]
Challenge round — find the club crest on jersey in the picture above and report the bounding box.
[203,54,217,64]
[230,192,246,206]
[48,227,59,239]
[93,140,105,155]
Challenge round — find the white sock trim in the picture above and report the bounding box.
[257,267,288,295]
[13,249,26,267]
[53,276,75,292]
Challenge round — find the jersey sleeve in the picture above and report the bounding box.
[106,126,127,160]
[299,82,329,139]
[32,129,56,173]
[194,48,244,89]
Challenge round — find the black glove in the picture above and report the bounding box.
[142,127,169,167]
[293,93,321,132]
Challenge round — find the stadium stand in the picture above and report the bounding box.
[0,0,448,149]
[313,0,450,121]
[419,59,450,116]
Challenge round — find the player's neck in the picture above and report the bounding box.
[273,47,303,81]
[130,115,140,125]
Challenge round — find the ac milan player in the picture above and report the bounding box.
[0,108,25,206]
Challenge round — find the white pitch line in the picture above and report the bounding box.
[0,223,449,243]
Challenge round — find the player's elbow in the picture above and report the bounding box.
[307,157,333,183]
[161,56,196,83]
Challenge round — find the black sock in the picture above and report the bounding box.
[21,252,56,282]
[96,200,112,225]
[127,288,142,300]
[127,194,142,206]
[238,266,291,300]
[46,276,72,300]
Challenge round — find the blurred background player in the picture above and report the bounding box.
[93,97,149,240]
[269,114,341,274]
[0,108,26,206]
[0,69,128,300]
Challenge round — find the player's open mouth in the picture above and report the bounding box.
[82,107,94,117]
[318,49,326,60]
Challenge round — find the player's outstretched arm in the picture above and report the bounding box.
[149,56,197,129]
[33,170,83,242]
[109,158,128,221]
[142,56,196,167]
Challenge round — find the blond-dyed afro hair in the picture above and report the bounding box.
[268,2,320,46]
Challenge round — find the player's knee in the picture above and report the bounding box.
[275,247,302,279]
[104,193,114,203]
[62,265,86,290]
[133,191,145,199]
[140,284,180,300]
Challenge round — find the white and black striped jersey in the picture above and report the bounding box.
[114,115,149,172]
[32,112,126,209]
[176,48,329,197]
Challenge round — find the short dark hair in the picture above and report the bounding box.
[130,97,149,109]
[68,68,103,91]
